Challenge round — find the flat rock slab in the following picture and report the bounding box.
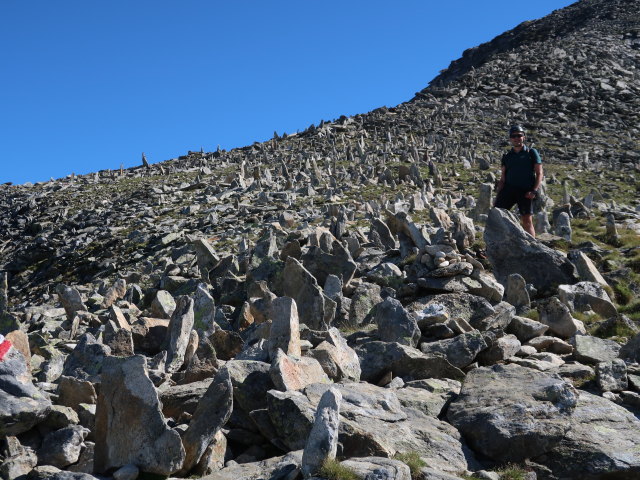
[199,450,302,480]
[357,341,465,383]
[572,335,621,364]
[340,457,411,480]
[447,363,578,462]
[533,391,640,479]
[266,382,478,475]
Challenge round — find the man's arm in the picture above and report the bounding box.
[532,163,543,191]
[525,164,544,199]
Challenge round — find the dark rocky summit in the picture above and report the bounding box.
[1,1,640,479]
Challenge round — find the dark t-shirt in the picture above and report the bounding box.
[501,146,542,190]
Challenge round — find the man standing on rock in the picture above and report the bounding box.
[495,125,543,237]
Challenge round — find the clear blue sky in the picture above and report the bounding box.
[1,1,574,185]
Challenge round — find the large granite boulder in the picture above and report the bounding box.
[447,364,578,462]
[533,391,640,479]
[484,208,578,293]
[94,355,185,475]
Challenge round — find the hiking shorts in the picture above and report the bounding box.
[495,184,534,216]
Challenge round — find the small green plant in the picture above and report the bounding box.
[572,310,602,325]
[619,301,640,323]
[496,464,531,480]
[612,281,633,305]
[522,309,540,321]
[317,458,362,480]
[570,372,596,388]
[393,451,427,479]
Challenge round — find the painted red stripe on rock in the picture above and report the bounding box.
[0,340,12,361]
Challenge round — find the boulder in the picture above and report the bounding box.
[375,297,421,347]
[506,315,549,342]
[596,359,628,392]
[55,284,87,321]
[447,364,578,462]
[150,290,176,319]
[572,335,621,364]
[339,457,411,480]
[283,257,334,330]
[620,333,640,363]
[61,333,110,382]
[0,346,51,436]
[37,425,88,468]
[356,341,465,383]
[533,391,640,479]
[179,368,233,474]
[558,281,617,317]
[165,296,195,373]
[538,296,584,338]
[270,349,330,391]
[268,297,301,360]
[419,331,487,368]
[484,208,577,293]
[301,387,342,477]
[476,334,521,365]
[94,355,185,475]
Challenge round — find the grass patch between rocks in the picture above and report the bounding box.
[393,451,427,479]
[318,459,362,480]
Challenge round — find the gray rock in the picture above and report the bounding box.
[620,333,640,363]
[150,290,176,319]
[356,341,465,383]
[61,333,110,382]
[409,293,494,331]
[268,297,301,360]
[484,208,577,294]
[596,359,628,392]
[504,273,530,312]
[538,296,584,339]
[506,315,549,342]
[179,368,233,474]
[55,284,88,321]
[419,331,487,368]
[568,250,610,287]
[339,457,411,480]
[348,282,382,326]
[193,284,216,334]
[37,425,88,468]
[94,355,185,475]
[572,335,621,364]
[558,281,617,317]
[533,391,640,479]
[283,257,334,330]
[476,334,521,365]
[164,296,195,373]
[447,364,578,462]
[0,347,51,436]
[0,436,38,480]
[112,464,139,480]
[375,297,421,347]
[101,279,127,309]
[301,387,342,477]
[471,301,515,331]
[308,328,361,382]
[270,349,329,391]
[223,360,273,414]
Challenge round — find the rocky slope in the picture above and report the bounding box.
[1,0,640,479]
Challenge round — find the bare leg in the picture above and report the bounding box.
[521,214,535,238]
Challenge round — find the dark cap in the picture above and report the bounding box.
[509,125,525,135]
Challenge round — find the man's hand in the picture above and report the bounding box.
[496,179,505,192]
[525,190,537,199]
